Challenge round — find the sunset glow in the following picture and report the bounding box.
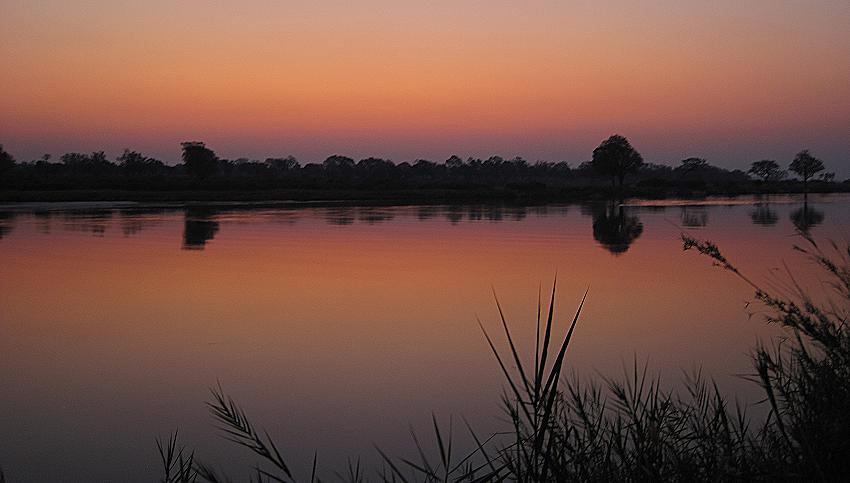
[2,0,849,169]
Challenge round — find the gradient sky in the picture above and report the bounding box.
[2,0,849,172]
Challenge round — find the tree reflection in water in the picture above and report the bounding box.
[183,207,220,250]
[591,201,644,255]
[750,204,779,226]
[790,202,825,236]
[0,211,15,239]
[680,206,708,227]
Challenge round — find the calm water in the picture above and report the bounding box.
[1,195,848,482]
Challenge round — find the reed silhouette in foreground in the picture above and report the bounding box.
[158,232,850,482]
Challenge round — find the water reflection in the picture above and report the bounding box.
[2,196,849,482]
[118,208,167,237]
[750,204,779,226]
[326,205,536,225]
[591,202,644,255]
[325,207,355,225]
[62,209,112,236]
[357,207,395,224]
[680,206,708,227]
[0,211,14,239]
[445,205,464,224]
[0,198,835,254]
[416,205,439,221]
[33,210,52,234]
[790,203,825,235]
[183,207,220,250]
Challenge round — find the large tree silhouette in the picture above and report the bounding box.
[181,142,218,179]
[789,150,824,193]
[591,135,644,188]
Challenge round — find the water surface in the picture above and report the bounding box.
[1,195,848,482]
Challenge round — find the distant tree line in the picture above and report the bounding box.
[0,138,842,199]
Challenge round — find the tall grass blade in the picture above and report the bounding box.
[536,277,558,402]
[493,289,533,396]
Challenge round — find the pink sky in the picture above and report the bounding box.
[2,0,848,173]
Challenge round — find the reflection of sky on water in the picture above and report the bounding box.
[0,194,847,482]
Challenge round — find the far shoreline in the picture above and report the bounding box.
[1,186,848,208]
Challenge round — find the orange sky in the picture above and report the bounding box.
[1,0,848,171]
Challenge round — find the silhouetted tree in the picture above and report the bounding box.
[9,138,837,198]
[265,156,299,172]
[407,159,434,178]
[748,160,783,182]
[61,152,88,167]
[301,163,323,177]
[576,160,594,173]
[507,156,528,169]
[591,135,644,188]
[32,154,53,179]
[323,155,355,174]
[181,142,218,179]
[678,157,709,177]
[483,156,505,172]
[60,151,114,174]
[0,145,15,173]
[445,155,463,169]
[230,158,268,176]
[117,149,164,175]
[789,150,825,193]
[819,172,836,182]
[467,157,483,171]
[591,202,644,254]
[91,151,109,166]
[357,157,395,175]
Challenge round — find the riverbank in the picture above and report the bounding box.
[2,183,848,204]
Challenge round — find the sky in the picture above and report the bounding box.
[1,0,849,173]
